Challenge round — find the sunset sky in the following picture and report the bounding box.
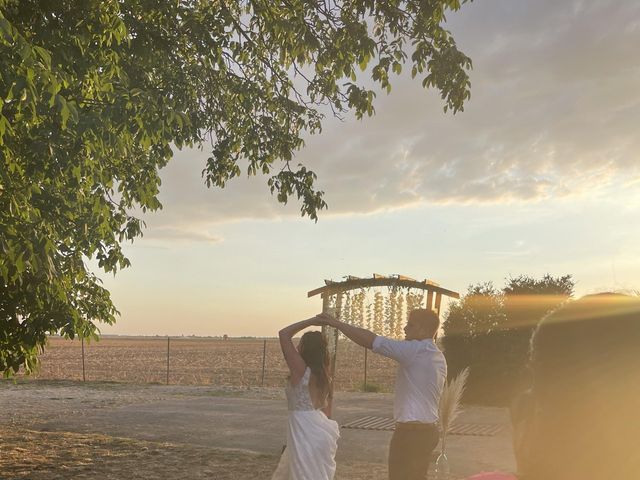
[98,0,640,337]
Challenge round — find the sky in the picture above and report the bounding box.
[98,0,640,337]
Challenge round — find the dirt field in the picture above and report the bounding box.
[4,338,516,479]
[0,379,515,479]
[0,427,280,480]
[24,336,398,392]
[0,426,389,480]
[0,381,423,480]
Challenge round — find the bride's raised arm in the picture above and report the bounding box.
[278,316,325,384]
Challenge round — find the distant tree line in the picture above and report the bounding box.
[441,274,574,406]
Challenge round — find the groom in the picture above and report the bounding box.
[321,309,446,480]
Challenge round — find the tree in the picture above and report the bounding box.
[500,274,574,398]
[442,275,575,405]
[442,282,505,404]
[0,0,472,374]
[502,274,574,329]
[443,282,504,338]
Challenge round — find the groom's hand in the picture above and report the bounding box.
[316,313,374,349]
[316,312,339,327]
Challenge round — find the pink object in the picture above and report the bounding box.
[465,473,518,480]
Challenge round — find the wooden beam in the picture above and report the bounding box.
[308,276,459,299]
[321,293,337,416]
[396,275,416,282]
[434,293,443,316]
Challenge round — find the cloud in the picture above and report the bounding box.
[139,223,223,245]
[142,0,640,233]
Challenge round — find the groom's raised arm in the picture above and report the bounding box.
[321,314,376,349]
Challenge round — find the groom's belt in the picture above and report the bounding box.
[395,421,437,431]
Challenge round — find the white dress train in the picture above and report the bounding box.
[271,367,340,480]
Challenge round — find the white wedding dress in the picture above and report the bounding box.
[271,367,340,480]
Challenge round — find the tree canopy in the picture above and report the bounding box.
[0,0,472,375]
[442,274,575,405]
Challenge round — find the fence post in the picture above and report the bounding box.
[261,339,267,387]
[363,346,367,390]
[81,337,86,382]
[166,337,170,385]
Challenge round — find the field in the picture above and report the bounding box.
[1,378,516,479]
[4,337,516,479]
[25,336,398,392]
[1,382,400,480]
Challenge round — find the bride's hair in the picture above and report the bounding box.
[299,331,331,402]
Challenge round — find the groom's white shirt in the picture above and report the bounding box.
[372,336,447,423]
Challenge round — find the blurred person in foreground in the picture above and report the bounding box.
[469,293,640,480]
[271,316,339,480]
[320,309,446,480]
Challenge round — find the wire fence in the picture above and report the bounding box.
[22,336,398,392]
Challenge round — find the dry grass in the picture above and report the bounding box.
[0,426,279,480]
[439,367,470,447]
[0,427,388,480]
[22,337,397,392]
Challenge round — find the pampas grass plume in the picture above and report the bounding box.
[439,367,470,452]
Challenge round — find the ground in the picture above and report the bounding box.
[0,380,515,479]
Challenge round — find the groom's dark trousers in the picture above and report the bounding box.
[389,422,439,480]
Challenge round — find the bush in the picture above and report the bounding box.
[360,382,382,393]
[442,275,574,406]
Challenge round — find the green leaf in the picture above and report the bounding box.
[0,16,15,42]
[33,45,52,68]
[0,0,472,376]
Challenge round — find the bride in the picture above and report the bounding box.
[271,316,340,480]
